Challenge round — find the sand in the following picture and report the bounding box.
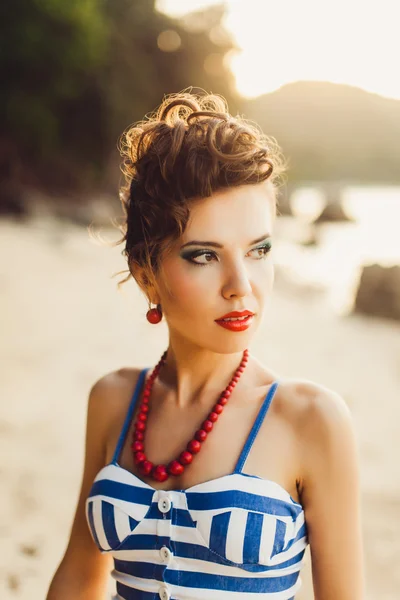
[1,215,399,599]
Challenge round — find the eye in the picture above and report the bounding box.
[183,242,271,267]
[186,251,217,266]
[249,242,272,259]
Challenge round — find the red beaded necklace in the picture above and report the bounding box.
[131,348,249,482]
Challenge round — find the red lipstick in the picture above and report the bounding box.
[215,310,255,332]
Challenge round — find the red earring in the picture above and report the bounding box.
[146,303,162,324]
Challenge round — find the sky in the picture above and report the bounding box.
[156,0,400,100]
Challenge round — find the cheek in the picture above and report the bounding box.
[250,260,274,295]
[162,263,212,308]
[262,261,274,285]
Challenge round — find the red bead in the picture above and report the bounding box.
[138,412,147,422]
[221,390,231,398]
[179,450,193,464]
[140,403,149,413]
[139,460,153,475]
[237,366,244,373]
[134,431,144,440]
[134,451,146,464]
[187,440,201,453]
[168,460,184,476]
[213,403,224,414]
[135,421,146,431]
[208,411,218,422]
[152,465,168,481]
[233,376,240,382]
[195,429,207,442]
[131,441,144,452]
[228,385,234,392]
[147,308,162,324]
[219,396,228,406]
[202,420,213,432]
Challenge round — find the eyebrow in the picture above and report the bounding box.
[180,233,271,250]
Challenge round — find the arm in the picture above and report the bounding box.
[300,387,366,600]
[46,376,116,599]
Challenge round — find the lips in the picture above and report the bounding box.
[214,310,256,333]
[215,310,255,322]
[215,313,255,332]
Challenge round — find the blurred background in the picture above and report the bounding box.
[1,1,399,598]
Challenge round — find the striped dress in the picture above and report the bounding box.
[86,368,309,599]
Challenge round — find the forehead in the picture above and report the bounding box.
[183,182,275,243]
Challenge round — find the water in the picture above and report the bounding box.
[274,185,400,315]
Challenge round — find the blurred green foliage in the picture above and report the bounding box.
[2,0,108,158]
[1,0,237,194]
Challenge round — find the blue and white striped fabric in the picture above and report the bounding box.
[86,368,309,599]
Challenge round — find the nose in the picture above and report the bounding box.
[221,260,253,299]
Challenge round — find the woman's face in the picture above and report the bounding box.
[153,182,276,354]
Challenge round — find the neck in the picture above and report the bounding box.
[156,340,249,409]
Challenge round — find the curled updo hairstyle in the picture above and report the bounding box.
[112,89,288,299]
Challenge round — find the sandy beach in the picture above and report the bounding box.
[1,214,399,599]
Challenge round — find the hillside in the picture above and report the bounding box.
[242,81,400,183]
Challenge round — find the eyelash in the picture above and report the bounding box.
[185,242,272,267]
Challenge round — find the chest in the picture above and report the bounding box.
[105,382,300,502]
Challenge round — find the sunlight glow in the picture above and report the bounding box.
[157,0,400,100]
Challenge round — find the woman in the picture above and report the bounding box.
[46,91,365,599]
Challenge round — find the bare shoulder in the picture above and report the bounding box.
[277,376,352,428]
[90,366,141,395]
[296,377,353,444]
[87,367,144,459]
[88,366,142,412]
[278,377,357,494]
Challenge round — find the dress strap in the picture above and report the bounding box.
[111,367,150,464]
[233,380,280,474]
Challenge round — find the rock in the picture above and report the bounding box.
[313,183,353,223]
[354,264,400,321]
[7,573,20,590]
[314,200,350,223]
[19,543,39,557]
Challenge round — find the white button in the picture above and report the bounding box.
[160,546,173,562]
[159,585,171,600]
[158,496,171,513]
